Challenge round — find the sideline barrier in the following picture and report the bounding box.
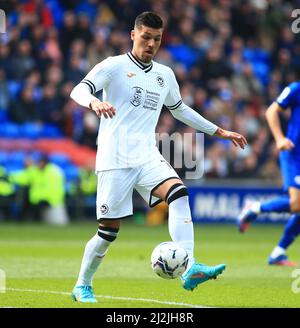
[188,185,290,223]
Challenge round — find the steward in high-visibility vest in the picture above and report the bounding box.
[0,166,15,220]
[79,167,97,196]
[0,166,15,197]
[10,156,65,207]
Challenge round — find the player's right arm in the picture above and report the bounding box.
[266,84,296,151]
[70,58,116,119]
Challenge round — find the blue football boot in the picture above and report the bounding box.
[72,285,97,303]
[181,263,226,291]
[268,254,298,267]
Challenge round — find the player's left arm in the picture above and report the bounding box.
[170,103,247,149]
[164,69,247,149]
[212,126,247,149]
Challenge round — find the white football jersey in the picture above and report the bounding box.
[81,52,183,171]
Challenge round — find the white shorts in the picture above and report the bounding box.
[96,156,180,220]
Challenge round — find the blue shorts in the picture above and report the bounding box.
[279,150,300,191]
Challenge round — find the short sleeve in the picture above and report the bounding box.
[276,83,297,109]
[80,57,115,94]
[164,69,183,110]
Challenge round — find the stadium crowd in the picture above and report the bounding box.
[0,0,299,185]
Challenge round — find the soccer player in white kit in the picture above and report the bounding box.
[70,12,247,302]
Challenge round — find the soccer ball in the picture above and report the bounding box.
[151,241,189,279]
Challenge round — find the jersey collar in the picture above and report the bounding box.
[127,52,153,73]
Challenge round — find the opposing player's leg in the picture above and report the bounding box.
[237,152,298,233]
[268,187,300,266]
[237,197,290,233]
[136,157,225,291]
[72,169,136,302]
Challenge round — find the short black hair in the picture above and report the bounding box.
[39,154,49,164]
[134,12,163,29]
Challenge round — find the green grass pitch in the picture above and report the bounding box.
[0,221,299,308]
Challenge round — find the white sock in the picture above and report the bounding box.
[270,246,286,259]
[251,201,261,214]
[76,234,111,286]
[168,195,195,271]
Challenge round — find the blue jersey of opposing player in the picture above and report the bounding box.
[276,82,300,189]
[276,82,300,155]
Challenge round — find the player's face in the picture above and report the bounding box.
[131,25,163,63]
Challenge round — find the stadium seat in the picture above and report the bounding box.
[29,151,43,162]
[7,81,22,98]
[5,163,24,174]
[41,124,63,138]
[49,152,71,169]
[64,164,79,182]
[1,123,21,138]
[0,151,8,166]
[9,151,26,166]
[0,110,8,122]
[20,123,43,140]
[252,62,270,86]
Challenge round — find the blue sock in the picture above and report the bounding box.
[278,214,300,249]
[260,196,290,213]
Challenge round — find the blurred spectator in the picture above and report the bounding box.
[0,44,14,79]
[204,142,229,178]
[10,40,35,80]
[22,0,54,28]
[79,111,98,149]
[199,42,232,88]
[75,0,99,23]
[38,83,64,127]
[10,85,41,123]
[231,63,263,101]
[64,55,85,84]
[44,27,63,63]
[23,69,43,101]
[10,155,68,224]
[73,13,93,45]
[277,48,294,86]
[231,1,260,40]
[0,167,15,221]
[0,69,11,113]
[79,159,97,197]
[44,64,63,86]
[87,34,115,69]
[59,11,78,57]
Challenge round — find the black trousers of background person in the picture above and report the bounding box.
[14,186,49,222]
[0,194,15,220]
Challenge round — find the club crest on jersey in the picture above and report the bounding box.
[156,76,165,87]
[100,204,109,215]
[130,86,145,107]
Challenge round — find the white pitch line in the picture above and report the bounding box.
[7,288,213,308]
